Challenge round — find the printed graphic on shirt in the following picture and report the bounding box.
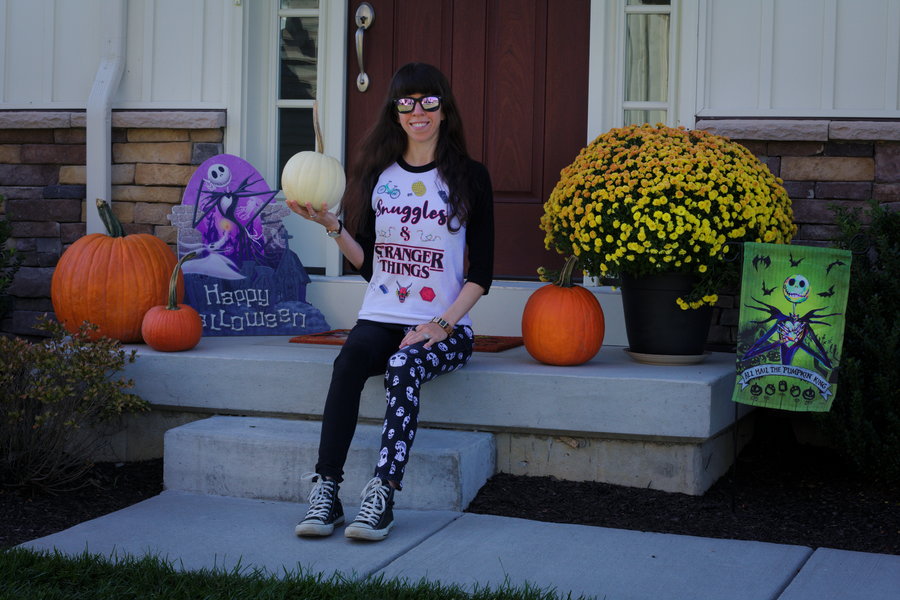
[395,281,413,303]
[372,171,451,292]
[375,243,444,278]
[358,161,468,326]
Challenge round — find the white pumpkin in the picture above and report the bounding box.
[281,151,345,211]
[280,101,346,212]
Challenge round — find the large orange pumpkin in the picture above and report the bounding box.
[142,252,203,352]
[51,199,181,343]
[521,255,605,366]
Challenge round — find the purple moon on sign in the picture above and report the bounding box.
[181,154,278,272]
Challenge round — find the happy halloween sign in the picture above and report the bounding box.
[732,242,852,412]
[170,154,330,336]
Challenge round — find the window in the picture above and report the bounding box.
[622,0,673,126]
[243,1,346,274]
[277,1,320,177]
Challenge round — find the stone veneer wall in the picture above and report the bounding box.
[1,114,898,344]
[697,119,900,350]
[0,110,226,336]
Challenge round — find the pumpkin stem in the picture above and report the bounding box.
[313,101,324,154]
[96,199,125,238]
[167,252,197,310]
[555,255,581,288]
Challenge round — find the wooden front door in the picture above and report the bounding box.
[345,0,590,280]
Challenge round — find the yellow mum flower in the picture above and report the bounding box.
[540,123,794,308]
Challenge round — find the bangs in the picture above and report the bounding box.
[389,63,446,99]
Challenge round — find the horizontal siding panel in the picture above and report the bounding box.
[150,0,200,103]
[703,0,900,117]
[51,0,104,104]
[201,0,227,104]
[705,0,761,109]
[3,0,48,104]
[1,0,232,109]
[834,0,889,110]
[771,0,824,110]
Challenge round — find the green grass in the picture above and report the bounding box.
[0,547,594,600]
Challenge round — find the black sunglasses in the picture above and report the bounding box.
[394,96,442,114]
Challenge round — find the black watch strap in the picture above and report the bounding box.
[326,220,343,238]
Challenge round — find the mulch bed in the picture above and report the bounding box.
[2,417,898,555]
[1,460,164,551]
[468,443,900,555]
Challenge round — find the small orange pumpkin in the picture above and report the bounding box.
[141,252,203,352]
[522,255,605,366]
[51,199,180,342]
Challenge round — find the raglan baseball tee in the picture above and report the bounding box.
[356,157,494,327]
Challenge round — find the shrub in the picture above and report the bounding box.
[816,200,900,482]
[0,195,21,320]
[0,317,148,491]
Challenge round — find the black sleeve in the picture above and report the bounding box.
[356,205,377,282]
[464,160,495,294]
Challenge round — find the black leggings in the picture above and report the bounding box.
[315,319,474,487]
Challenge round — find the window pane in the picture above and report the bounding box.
[624,109,667,126]
[280,17,318,100]
[281,0,318,8]
[279,108,315,180]
[626,0,670,5]
[624,13,669,103]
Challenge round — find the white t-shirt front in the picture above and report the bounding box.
[357,161,470,327]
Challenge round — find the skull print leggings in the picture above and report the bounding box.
[314,319,474,488]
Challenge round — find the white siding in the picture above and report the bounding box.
[771,0,825,110]
[700,0,900,117]
[0,0,238,109]
[704,0,763,110]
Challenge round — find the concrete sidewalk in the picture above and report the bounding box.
[19,491,899,600]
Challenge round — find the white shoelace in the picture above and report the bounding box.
[302,473,337,521]
[354,477,391,526]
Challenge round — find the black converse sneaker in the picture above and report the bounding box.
[295,474,344,537]
[344,476,395,541]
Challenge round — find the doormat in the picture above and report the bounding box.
[290,329,523,353]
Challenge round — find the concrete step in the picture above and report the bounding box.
[163,416,495,511]
[129,338,739,440]
[121,337,749,495]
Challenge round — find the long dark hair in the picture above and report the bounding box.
[342,62,471,234]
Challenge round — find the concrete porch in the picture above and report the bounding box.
[113,331,749,498]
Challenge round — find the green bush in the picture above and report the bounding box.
[0,317,148,491]
[0,195,21,320]
[816,200,900,482]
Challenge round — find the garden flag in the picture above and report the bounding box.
[733,242,852,412]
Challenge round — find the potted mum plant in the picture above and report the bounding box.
[540,124,796,361]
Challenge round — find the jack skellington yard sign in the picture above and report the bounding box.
[170,154,330,336]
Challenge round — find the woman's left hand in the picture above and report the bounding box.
[401,322,447,349]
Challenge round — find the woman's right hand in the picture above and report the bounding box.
[286,199,339,231]
[286,198,363,268]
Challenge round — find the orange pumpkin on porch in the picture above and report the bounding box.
[141,252,202,352]
[51,199,181,343]
[522,256,605,366]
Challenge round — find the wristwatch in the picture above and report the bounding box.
[326,220,343,238]
[430,316,454,335]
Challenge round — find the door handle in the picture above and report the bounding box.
[355,2,375,92]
